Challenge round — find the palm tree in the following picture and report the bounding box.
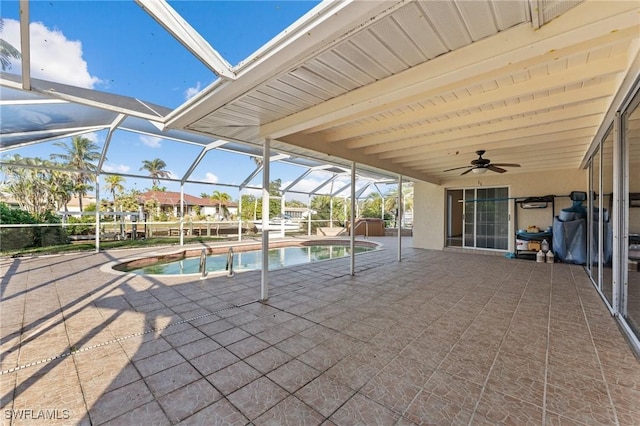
[51,136,101,212]
[49,170,75,213]
[104,175,125,210]
[0,19,21,71]
[362,192,384,218]
[2,155,58,219]
[210,190,232,219]
[140,158,170,188]
[385,183,414,225]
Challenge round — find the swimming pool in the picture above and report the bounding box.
[114,241,378,276]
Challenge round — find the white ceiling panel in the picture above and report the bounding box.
[417,0,473,49]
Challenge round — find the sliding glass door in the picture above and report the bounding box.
[623,91,640,339]
[463,187,509,250]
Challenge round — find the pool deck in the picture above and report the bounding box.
[1,236,639,425]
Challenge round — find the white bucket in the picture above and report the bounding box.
[516,239,528,251]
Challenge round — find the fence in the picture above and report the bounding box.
[0,218,347,251]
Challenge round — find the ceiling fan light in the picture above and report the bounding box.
[472,167,487,174]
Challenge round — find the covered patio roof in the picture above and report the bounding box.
[162,0,639,184]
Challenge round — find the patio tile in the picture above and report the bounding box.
[227,377,288,421]
[74,346,142,404]
[545,375,617,425]
[297,343,346,372]
[190,347,240,376]
[255,325,297,345]
[12,358,87,421]
[275,334,318,357]
[608,383,640,426]
[196,318,235,336]
[158,322,194,337]
[3,240,640,426]
[245,346,292,374]
[0,372,16,408]
[254,395,325,426]
[404,388,474,425]
[163,327,207,348]
[175,337,221,360]
[471,388,543,424]
[407,370,481,423]
[211,327,251,347]
[144,361,200,397]
[133,349,186,377]
[88,379,154,425]
[267,359,321,393]
[177,398,248,425]
[226,336,270,359]
[188,313,221,327]
[439,347,495,386]
[280,317,316,333]
[360,355,435,414]
[295,375,356,417]
[157,378,222,424]
[329,393,399,425]
[102,401,170,426]
[485,354,545,405]
[207,361,262,395]
[119,335,172,361]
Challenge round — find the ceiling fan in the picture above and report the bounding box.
[443,150,521,175]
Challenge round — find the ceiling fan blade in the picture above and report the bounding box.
[491,163,520,168]
[460,168,475,176]
[443,166,472,172]
[488,165,507,173]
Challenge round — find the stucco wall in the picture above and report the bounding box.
[413,169,588,251]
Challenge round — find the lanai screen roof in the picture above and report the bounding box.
[0,72,398,194]
[1,0,639,186]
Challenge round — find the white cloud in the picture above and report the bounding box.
[281,178,321,194]
[0,19,101,88]
[185,82,202,100]
[242,188,262,198]
[81,132,99,142]
[139,135,162,148]
[102,163,131,174]
[203,172,218,183]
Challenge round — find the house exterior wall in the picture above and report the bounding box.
[413,168,588,251]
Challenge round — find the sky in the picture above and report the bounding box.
[0,0,395,202]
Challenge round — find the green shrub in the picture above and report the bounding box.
[65,215,96,235]
[0,203,67,251]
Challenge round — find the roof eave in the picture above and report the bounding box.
[164,0,407,131]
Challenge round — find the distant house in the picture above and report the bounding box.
[137,191,237,219]
[0,192,97,215]
[283,206,316,219]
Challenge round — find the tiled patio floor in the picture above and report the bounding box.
[1,237,639,425]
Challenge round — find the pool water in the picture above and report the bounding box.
[127,244,376,275]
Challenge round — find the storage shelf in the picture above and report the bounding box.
[514,196,555,260]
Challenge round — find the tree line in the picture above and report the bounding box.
[1,136,178,220]
[2,135,412,225]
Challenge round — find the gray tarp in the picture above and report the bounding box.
[553,217,587,265]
